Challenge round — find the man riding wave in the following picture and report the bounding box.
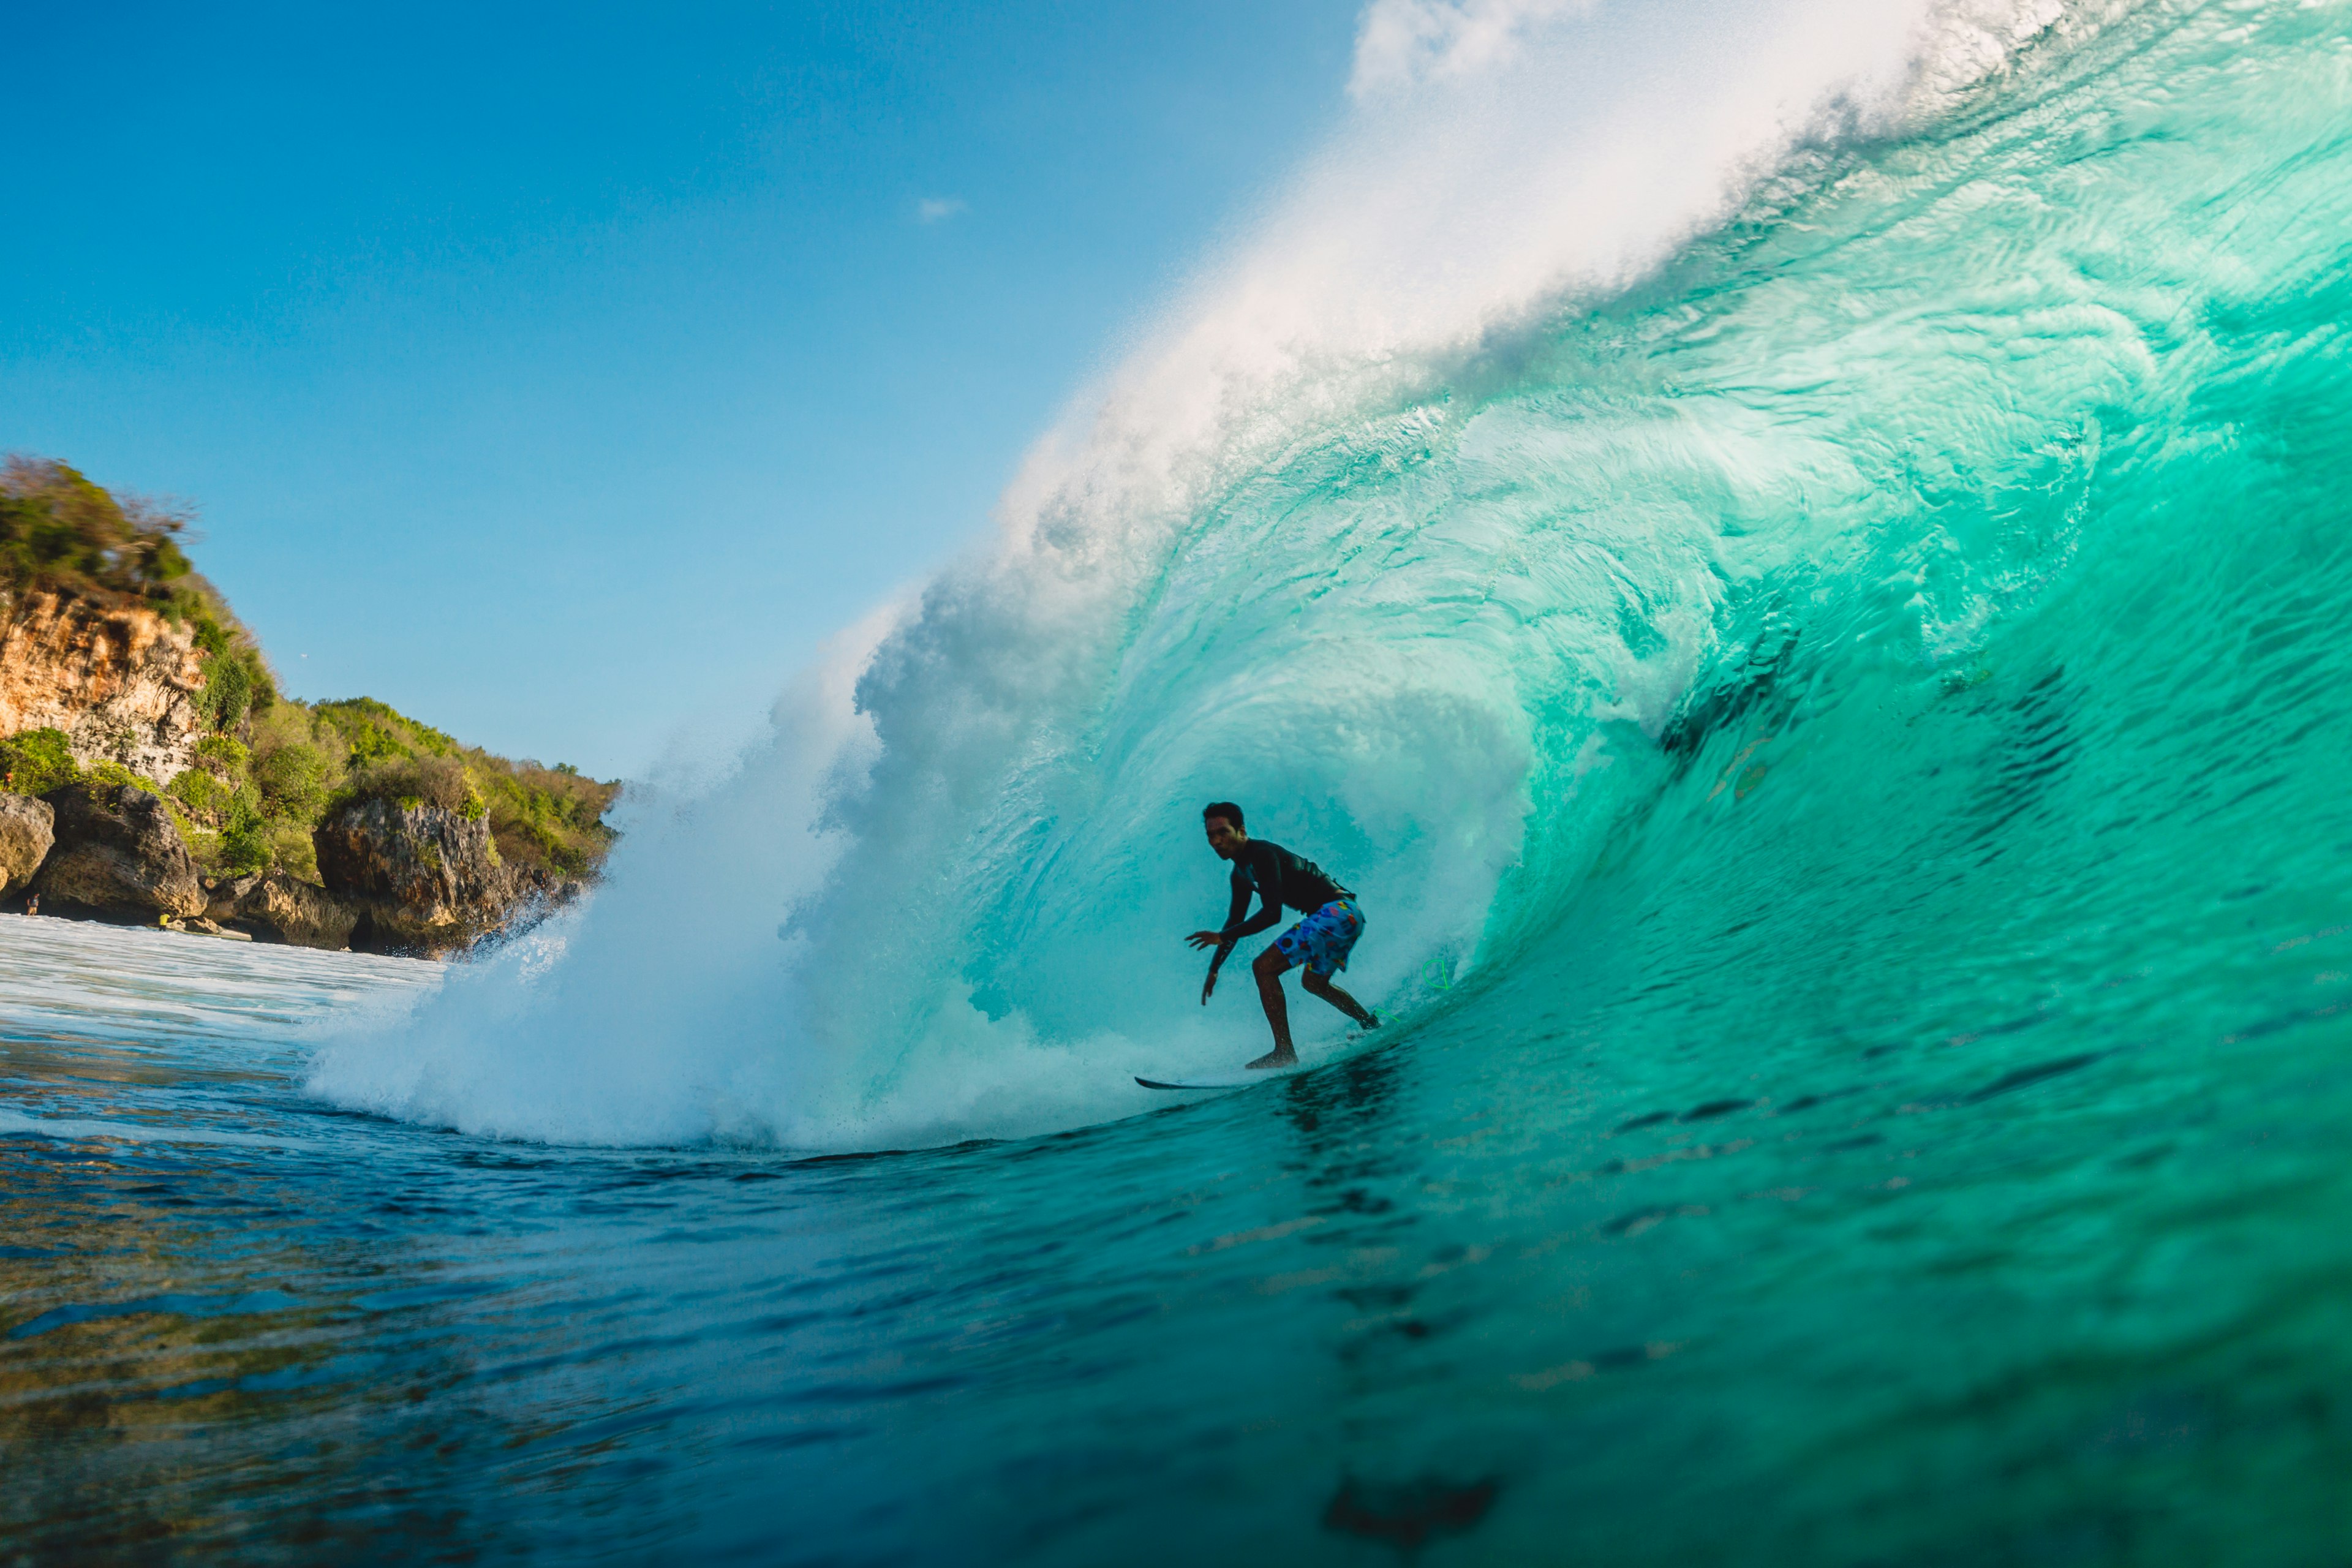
[1186,801,1378,1069]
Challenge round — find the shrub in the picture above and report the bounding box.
[271,821,320,883]
[194,734,250,777]
[483,764,619,876]
[168,767,230,821]
[219,802,271,875]
[336,754,484,818]
[198,646,255,730]
[0,728,81,796]
[253,742,330,820]
[184,612,275,728]
[87,760,168,797]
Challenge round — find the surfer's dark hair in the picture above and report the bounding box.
[1203,801,1244,830]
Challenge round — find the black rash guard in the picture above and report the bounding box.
[1218,839,1354,943]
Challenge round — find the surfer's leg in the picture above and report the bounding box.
[1301,968,1376,1028]
[1246,944,1296,1069]
[1284,901,1373,1028]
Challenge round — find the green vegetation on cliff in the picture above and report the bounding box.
[149,698,618,882]
[1,458,619,885]
[1,456,194,604]
[0,727,81,797]
[310,699,619,878]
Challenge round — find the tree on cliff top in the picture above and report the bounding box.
[1,456,195,605]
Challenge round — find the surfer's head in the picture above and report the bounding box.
[1202,801,1247,859]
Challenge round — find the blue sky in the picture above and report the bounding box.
[2,1,1360,777]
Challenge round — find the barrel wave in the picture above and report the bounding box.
[185,0,2352,1559]
[312,0,2351,1150]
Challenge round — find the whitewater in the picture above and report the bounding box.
[9,0,2352,1560]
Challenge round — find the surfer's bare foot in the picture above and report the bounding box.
[1246,1048,1297,1071]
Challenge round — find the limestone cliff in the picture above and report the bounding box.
[0,589,209,784]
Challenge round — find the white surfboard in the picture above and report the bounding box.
[1135,1067,1305,1091]
[1136,1020,1386,1091]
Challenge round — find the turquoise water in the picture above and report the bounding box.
[10,1,2352,1560]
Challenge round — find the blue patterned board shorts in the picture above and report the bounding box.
[1274,899,1365,976]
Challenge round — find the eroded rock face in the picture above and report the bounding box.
[201,871,257,924]
[32,781,206,921]
[206,869,360,951]
[1,591,209,783]
[0,793,55,895]
[314,797,520,956]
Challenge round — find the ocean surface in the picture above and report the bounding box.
[9,0,2352,1561]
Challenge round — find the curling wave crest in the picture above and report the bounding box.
[303,0,2313,1150]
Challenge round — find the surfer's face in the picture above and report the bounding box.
[1204,816,1245,859]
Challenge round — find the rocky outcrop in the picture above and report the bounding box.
[314,796,576,956]
[32,780,207,921]
[4,786,580,956]
[1,590,209,783]
[0,793,54,895]
[203,869,360,950]
[315,796,505,917]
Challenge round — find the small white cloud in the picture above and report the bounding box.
[916,196,968,225]
[1350,0,1592,97]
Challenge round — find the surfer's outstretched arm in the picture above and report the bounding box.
[1196,937,1233,1004]
[1187,867,1278,1002]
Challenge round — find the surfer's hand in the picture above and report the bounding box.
[1185,929,1224,951]
[1200,969,1217,1005]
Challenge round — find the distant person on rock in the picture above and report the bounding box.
[1186,801,1377,1069]
[23,893,36,918]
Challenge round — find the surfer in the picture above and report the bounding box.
[1186,802,1377,1069]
